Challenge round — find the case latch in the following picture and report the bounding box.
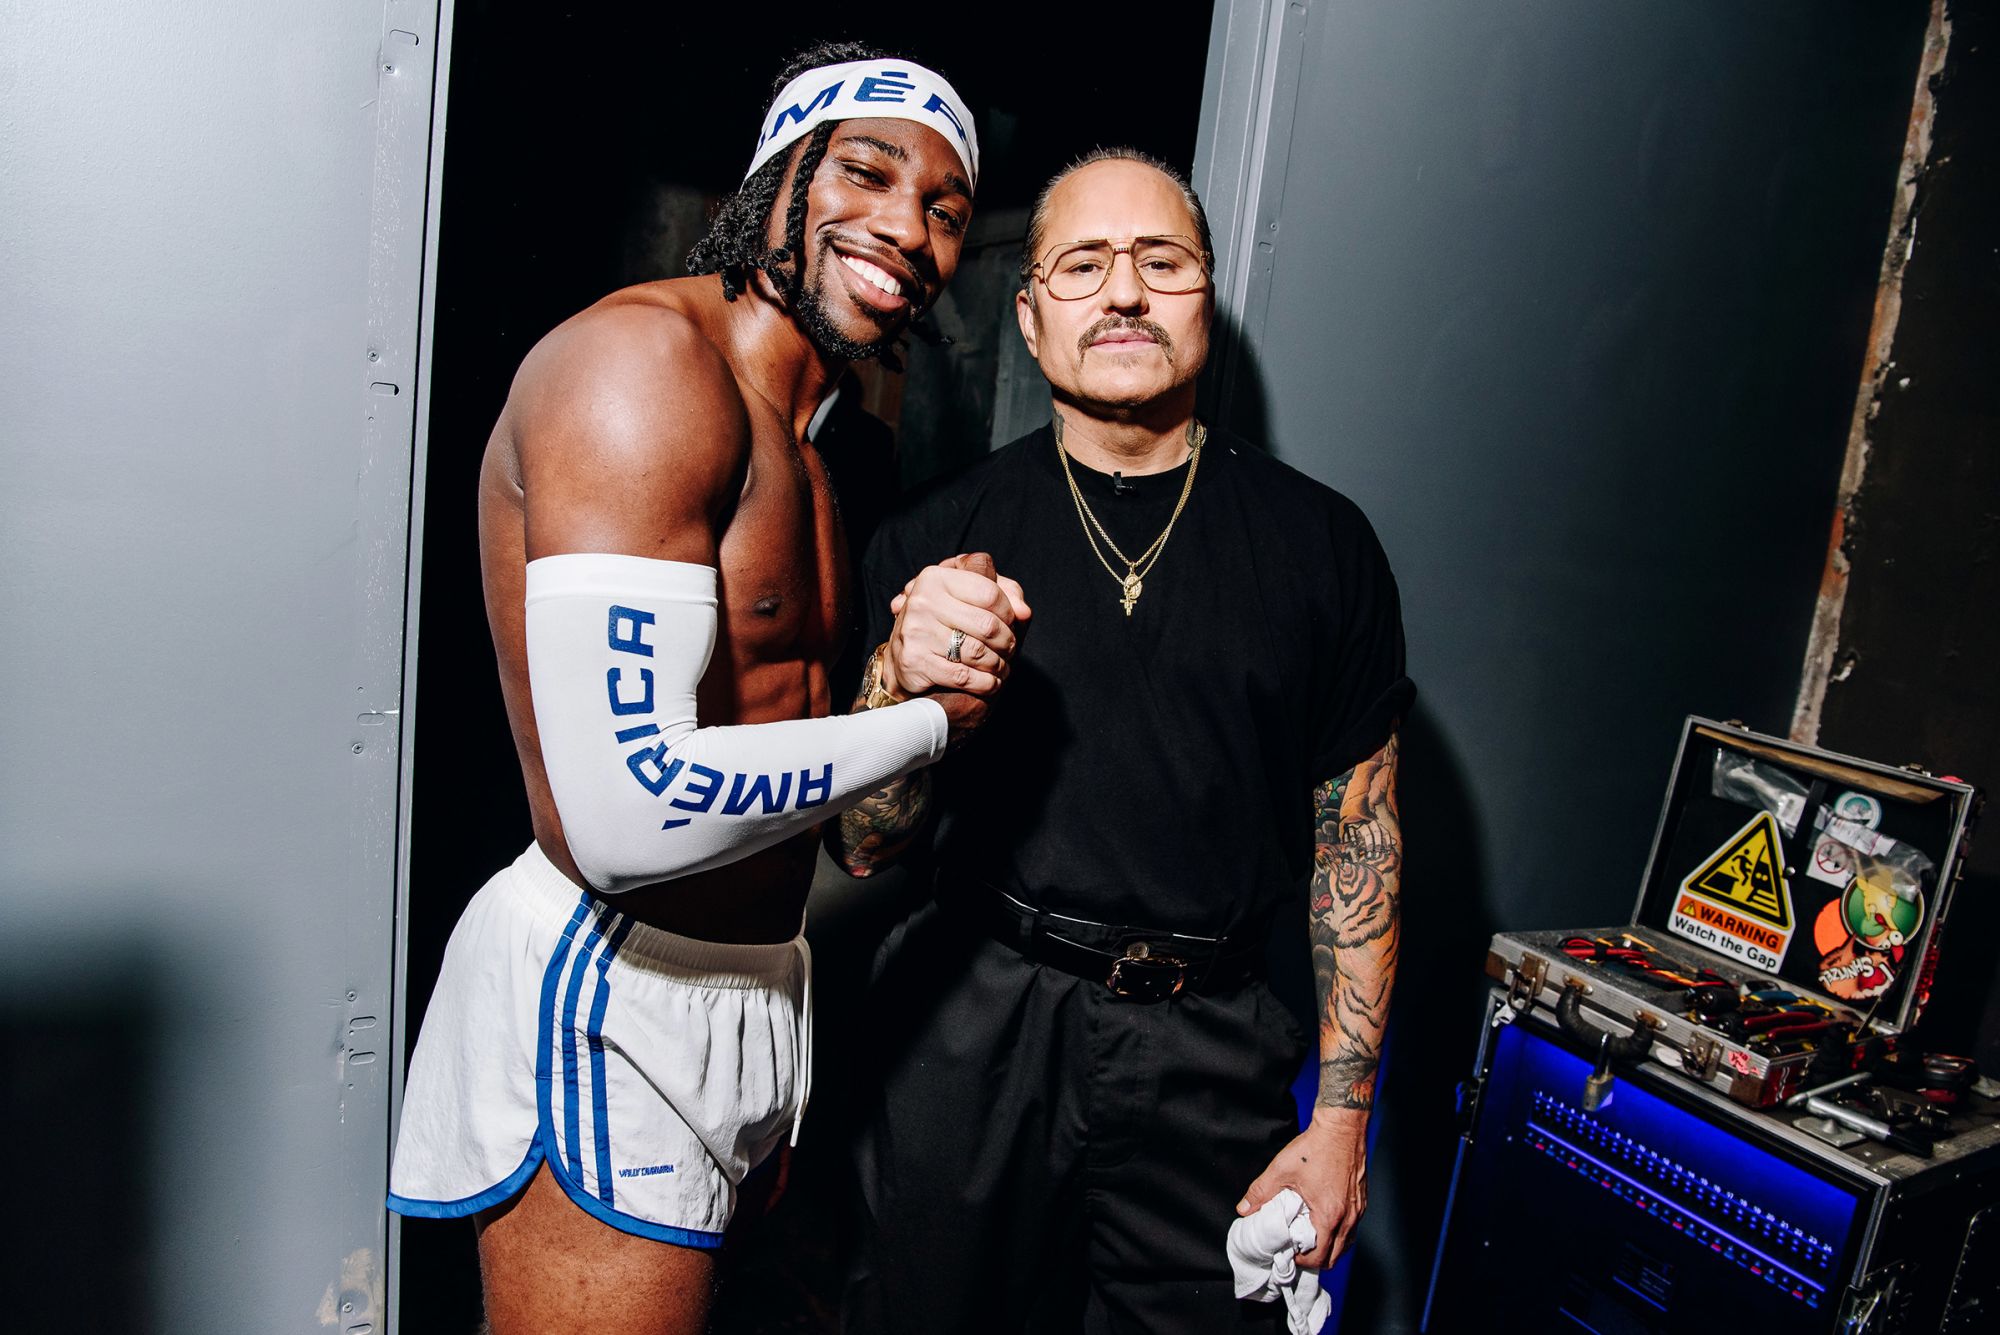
[1685,1033,1723,1082]
[1508,952,1548,1010]
[1838,1260,1904,1334]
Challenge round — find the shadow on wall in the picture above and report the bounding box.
[0,946,160,1331]
[1219,311,1505,1332]
[1347,706,1500,1333]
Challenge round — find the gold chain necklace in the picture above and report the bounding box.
[1055,416,1206,616]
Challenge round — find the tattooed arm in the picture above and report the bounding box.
[828,653,937,877]
[1314,732,1402,1111]
[1236,730,1403,1268]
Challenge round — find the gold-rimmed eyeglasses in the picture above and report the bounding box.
[1029,235,1209,301]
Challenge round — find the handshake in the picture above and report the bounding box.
[871,551,1030,746]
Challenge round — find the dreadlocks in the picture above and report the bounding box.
[685,41,894,303]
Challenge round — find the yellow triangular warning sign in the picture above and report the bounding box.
[1681,812,1791,929]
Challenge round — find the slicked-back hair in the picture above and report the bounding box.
[1019,147,1216,292]
[685,41,895,302]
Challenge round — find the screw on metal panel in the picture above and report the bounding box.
[352,742,365,754]
[347,991,358,1002]
[367,350,379,363]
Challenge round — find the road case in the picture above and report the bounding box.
[1485,718,1979,1108]
[1421,995,2000,1333]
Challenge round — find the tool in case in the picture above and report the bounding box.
[1485,717,1978,1108]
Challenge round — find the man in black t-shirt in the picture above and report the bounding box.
[830,148,1413,1333]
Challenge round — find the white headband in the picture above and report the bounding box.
[746,59,979,188]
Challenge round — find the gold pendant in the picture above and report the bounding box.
[1120,571,1143,616]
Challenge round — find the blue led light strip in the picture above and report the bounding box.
[1525,1119,1825,1306]
[1532,1092,1835,1269]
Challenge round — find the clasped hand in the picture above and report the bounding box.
[880,552,1031,703]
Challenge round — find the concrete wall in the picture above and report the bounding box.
[0,2,448,1329]
[1193,2,1930,1328]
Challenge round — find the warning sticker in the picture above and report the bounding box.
[1668,812,1796,971]
[1806,833,1856,890]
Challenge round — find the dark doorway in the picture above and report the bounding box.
[400,5,1215,1329]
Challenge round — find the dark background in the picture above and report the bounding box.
[402,4,1214,1329]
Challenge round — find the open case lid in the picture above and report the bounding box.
[1632,716,1980,1036]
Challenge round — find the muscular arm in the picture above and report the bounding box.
[1312,730,1403,1111]
[1238,729,1402,1269]
[504,306,946,894]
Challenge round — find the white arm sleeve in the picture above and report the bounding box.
[525,552,948,894]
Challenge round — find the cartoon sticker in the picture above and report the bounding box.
[1668,811,1796,972]
[1844,869,1924,950]
[1813,900,1896,1001]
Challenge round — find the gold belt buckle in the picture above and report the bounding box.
[1105,942,1188,1001]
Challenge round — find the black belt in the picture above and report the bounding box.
[945,877,1266,1002]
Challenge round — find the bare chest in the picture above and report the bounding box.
[712,422,850,681]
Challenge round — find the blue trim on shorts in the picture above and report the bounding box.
[560,911,607,1187]
[536,895,593,1182]
[589,913,638,1206]
[396,888,722,1249]
[539,1145,726,1250]
[387,1141,544,1219]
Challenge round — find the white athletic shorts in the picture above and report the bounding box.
[387,842,811,1248]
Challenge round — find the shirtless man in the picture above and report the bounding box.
[388,44,1025,1335]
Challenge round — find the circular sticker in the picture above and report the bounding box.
[1844,872,1924,950]
[1814,837,1854,879]
[1813,900,1848,953]
[1833,790,1883,831]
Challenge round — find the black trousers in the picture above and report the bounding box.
[844,901,1309,1334]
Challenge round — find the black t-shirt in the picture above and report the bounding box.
[861,424,1414,936]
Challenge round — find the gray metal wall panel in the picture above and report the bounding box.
[1194,3,1925,1328]
[0,2,445,1330]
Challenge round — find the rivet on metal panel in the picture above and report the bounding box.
[351,741,365,754]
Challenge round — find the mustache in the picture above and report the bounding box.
[1078,316,1175,361]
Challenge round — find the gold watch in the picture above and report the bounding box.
[861,643,900,711]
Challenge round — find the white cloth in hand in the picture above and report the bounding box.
[1225,1188,1332,1335]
